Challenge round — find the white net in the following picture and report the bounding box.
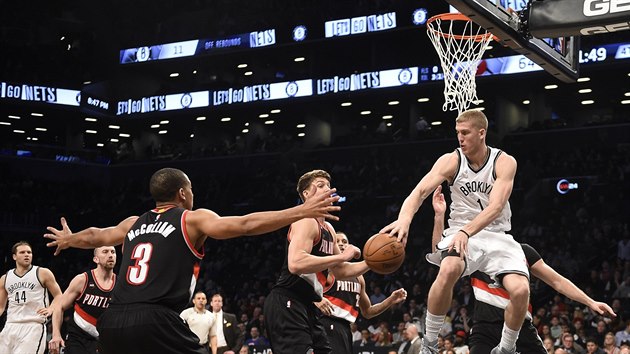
[427,14,494,115]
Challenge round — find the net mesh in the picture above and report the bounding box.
[427,14,494,115]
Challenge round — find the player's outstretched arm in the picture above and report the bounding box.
[188,188,340,241]
[49,273,87,354]
[431,185,447,252]
[381,153,457,246]
[530,257,616,317]
[44,216,138,255]
[358,275,407,319]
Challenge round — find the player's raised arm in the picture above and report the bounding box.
[380,152,457,246]
[44,216,138,255]
[186,187,340,244]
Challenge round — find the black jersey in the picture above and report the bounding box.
[471,243,541,323]
[111,206,204,313]
[323,275,360,324]
[69,269,115,339]
[273,219,335,303]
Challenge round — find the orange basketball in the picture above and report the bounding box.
[363,233,405,275]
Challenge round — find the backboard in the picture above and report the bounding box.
[445,0,580,82]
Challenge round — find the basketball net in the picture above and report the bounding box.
[426,13,495,115]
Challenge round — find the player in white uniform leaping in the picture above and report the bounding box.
[381,109,530,354]
[0,241,63,354]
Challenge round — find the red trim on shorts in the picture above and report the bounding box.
[193,262,201,280]
[323,273,335,292]
[471,278,510,299]
[74,303,98,326]
[325,295,359,319]
[316,271,328,289]
[181,210,204,260]
[472,278,533,314]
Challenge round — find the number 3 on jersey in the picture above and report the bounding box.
[127,243,153,285]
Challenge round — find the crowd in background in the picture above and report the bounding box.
[1,121,629,353]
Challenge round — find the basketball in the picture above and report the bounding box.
[363,233,405,275]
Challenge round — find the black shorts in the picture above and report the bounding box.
[321,316,352,354]
[264,288,331,354]
[468,321,546,354]
[64,333,97,354]
[96,304,206,354]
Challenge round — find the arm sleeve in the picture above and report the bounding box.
[521,243,542,266]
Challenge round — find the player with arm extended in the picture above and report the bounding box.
[264,169,371,354]
[44,167,341,354]
[314,231,408,354]
[48,246,117,354]
[0,241,63,354]
[381,109,530,354]
[430,186,616,354]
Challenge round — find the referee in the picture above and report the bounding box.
[181,291,217,354]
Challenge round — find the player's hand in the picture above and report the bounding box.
[44,217,73,256]
[432,185,446,216]
[390,288,408,304]
[589,301,616,317]
[301,188,341,221]
[380,220,410,247]
[48,335,65,354]
[315,297,334,316]
[341,244,361,261]
[37,306,53,317]
[447,231,469,259]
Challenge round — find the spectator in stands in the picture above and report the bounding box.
[560,332,586,354]
[616,322,630,347]
[354,329,373,347]
[585,337,606,354]
[244,327,269,347]
[602,332,621,354]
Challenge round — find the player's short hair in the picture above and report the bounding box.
[93,245,115,256]
[193,290,206,298]
[456,109,488,130]
[12,241,31,254]
[149,168,189,203]
[296,169,331,202]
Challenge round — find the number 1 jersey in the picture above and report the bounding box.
[111,206,204,313]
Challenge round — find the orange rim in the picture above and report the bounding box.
[427,13,498,42]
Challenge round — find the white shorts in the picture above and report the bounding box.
[0,322,47,354]
[426,228,529,285]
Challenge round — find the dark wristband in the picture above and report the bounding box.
[459,230,470,238]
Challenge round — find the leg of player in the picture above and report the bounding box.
[492,273,530,354]
[422,256,465,353]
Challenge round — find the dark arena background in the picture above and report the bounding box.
[1,1,629,353]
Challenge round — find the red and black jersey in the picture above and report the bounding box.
[273,219,335,303]
[111,206,204,313]
[471,243,540,323]
[68,269,115,339]
[323,275,360,323]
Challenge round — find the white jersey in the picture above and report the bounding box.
[4,266,49,324]
[447,147,511,233]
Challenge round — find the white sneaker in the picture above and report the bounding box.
[490,345,518,354]
[420,338,439,354]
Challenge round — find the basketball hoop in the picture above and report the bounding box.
[427,13,496,115]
